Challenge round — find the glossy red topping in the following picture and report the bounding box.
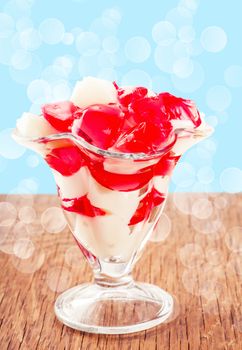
[42,101,79,132]
[117,86,148,107]
[72,104,125,149]
[45,145,85,176]
[129,187,165,225]
[155,153,181,177]
[158,93,201,128]
[61,195,106,217]
[115,121,173,153]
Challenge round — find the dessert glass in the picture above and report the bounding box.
[13,124,212,334]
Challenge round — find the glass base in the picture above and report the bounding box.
[54,282,174,334]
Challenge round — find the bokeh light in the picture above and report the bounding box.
[46,266,72,292]
[0,12,15,38]
[165,6,193,30]
[76,31,101,56]
[150,213,171,242]
[192,198,213,219]
[0,201,17,226]
[178,25,195,43]
[125,36,151,63]
[179,243,205,268]
[152,21,176,46]
[39,18,65,45]
[172,161,196,187]
[18,206,36,224]
[65,245,85,267]
[9,53,42,84]
[206,85,231,112]
[220,167,242,193]
[197,166,215,184]
[19,28,41,51]
[171,61,205,93]
[0,128,26,159]
[41,207,67,233]
[225,227,242,253]
[26,154,40,168]
[11,49,32,70]
[102,35,119,53]
[200,26,227,53]
[27,79,52,103]
[11,247,45,273]
[13,238,35,259]
[173,57,194,78]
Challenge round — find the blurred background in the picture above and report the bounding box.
[0,0,241,193]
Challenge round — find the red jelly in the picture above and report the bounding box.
[117,86,148,107]
[129,187,165,225]
[88,161,154,192]
[45,145,85,176]
[115,121,173,153]
[61,195,106,217]
[159,93,202,128]
[42,101,79,132]
[72,104,125,149]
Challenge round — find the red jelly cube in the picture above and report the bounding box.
[45,145,85,176]
[130,96,167,125]
[61,194,106,217]
[159,93,202,128]
[42,101,79,132]
[72,104,125,149]
[117,86,148,107]
[115,121,173,154]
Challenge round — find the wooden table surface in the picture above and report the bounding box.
[0,194,241,350]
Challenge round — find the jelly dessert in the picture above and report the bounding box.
[14,77,212,262]
[13,77,213,334]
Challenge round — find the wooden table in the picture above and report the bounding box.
[0,194,241,350]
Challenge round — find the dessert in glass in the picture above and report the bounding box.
[13,77,213,334]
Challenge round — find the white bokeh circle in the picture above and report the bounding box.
[171,61,205,93]
[41,207,66,234]
[125,36,151,63]
[0,12,15,38]
[46,266,72,292]
[0,202,17,226]
[19,28,41,51]
[152,21,176,45]
[206,85,231,112]
[39,18,65,45]
[220,167,242,193]
[200,26,227,53]
[27,79,52,104]
[13,238,35,259]
[178,25,195,43]
[76,31,101,56]
[102,35,119,53]
[0,128,26,159]
[172,161,196,187]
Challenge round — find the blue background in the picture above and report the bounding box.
[0,0,241,194]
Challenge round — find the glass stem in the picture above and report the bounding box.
[93,261,134,288]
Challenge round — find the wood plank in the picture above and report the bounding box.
[0,194,241,350]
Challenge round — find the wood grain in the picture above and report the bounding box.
[0,194,241,350]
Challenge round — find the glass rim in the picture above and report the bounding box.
[12,124,213,160]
